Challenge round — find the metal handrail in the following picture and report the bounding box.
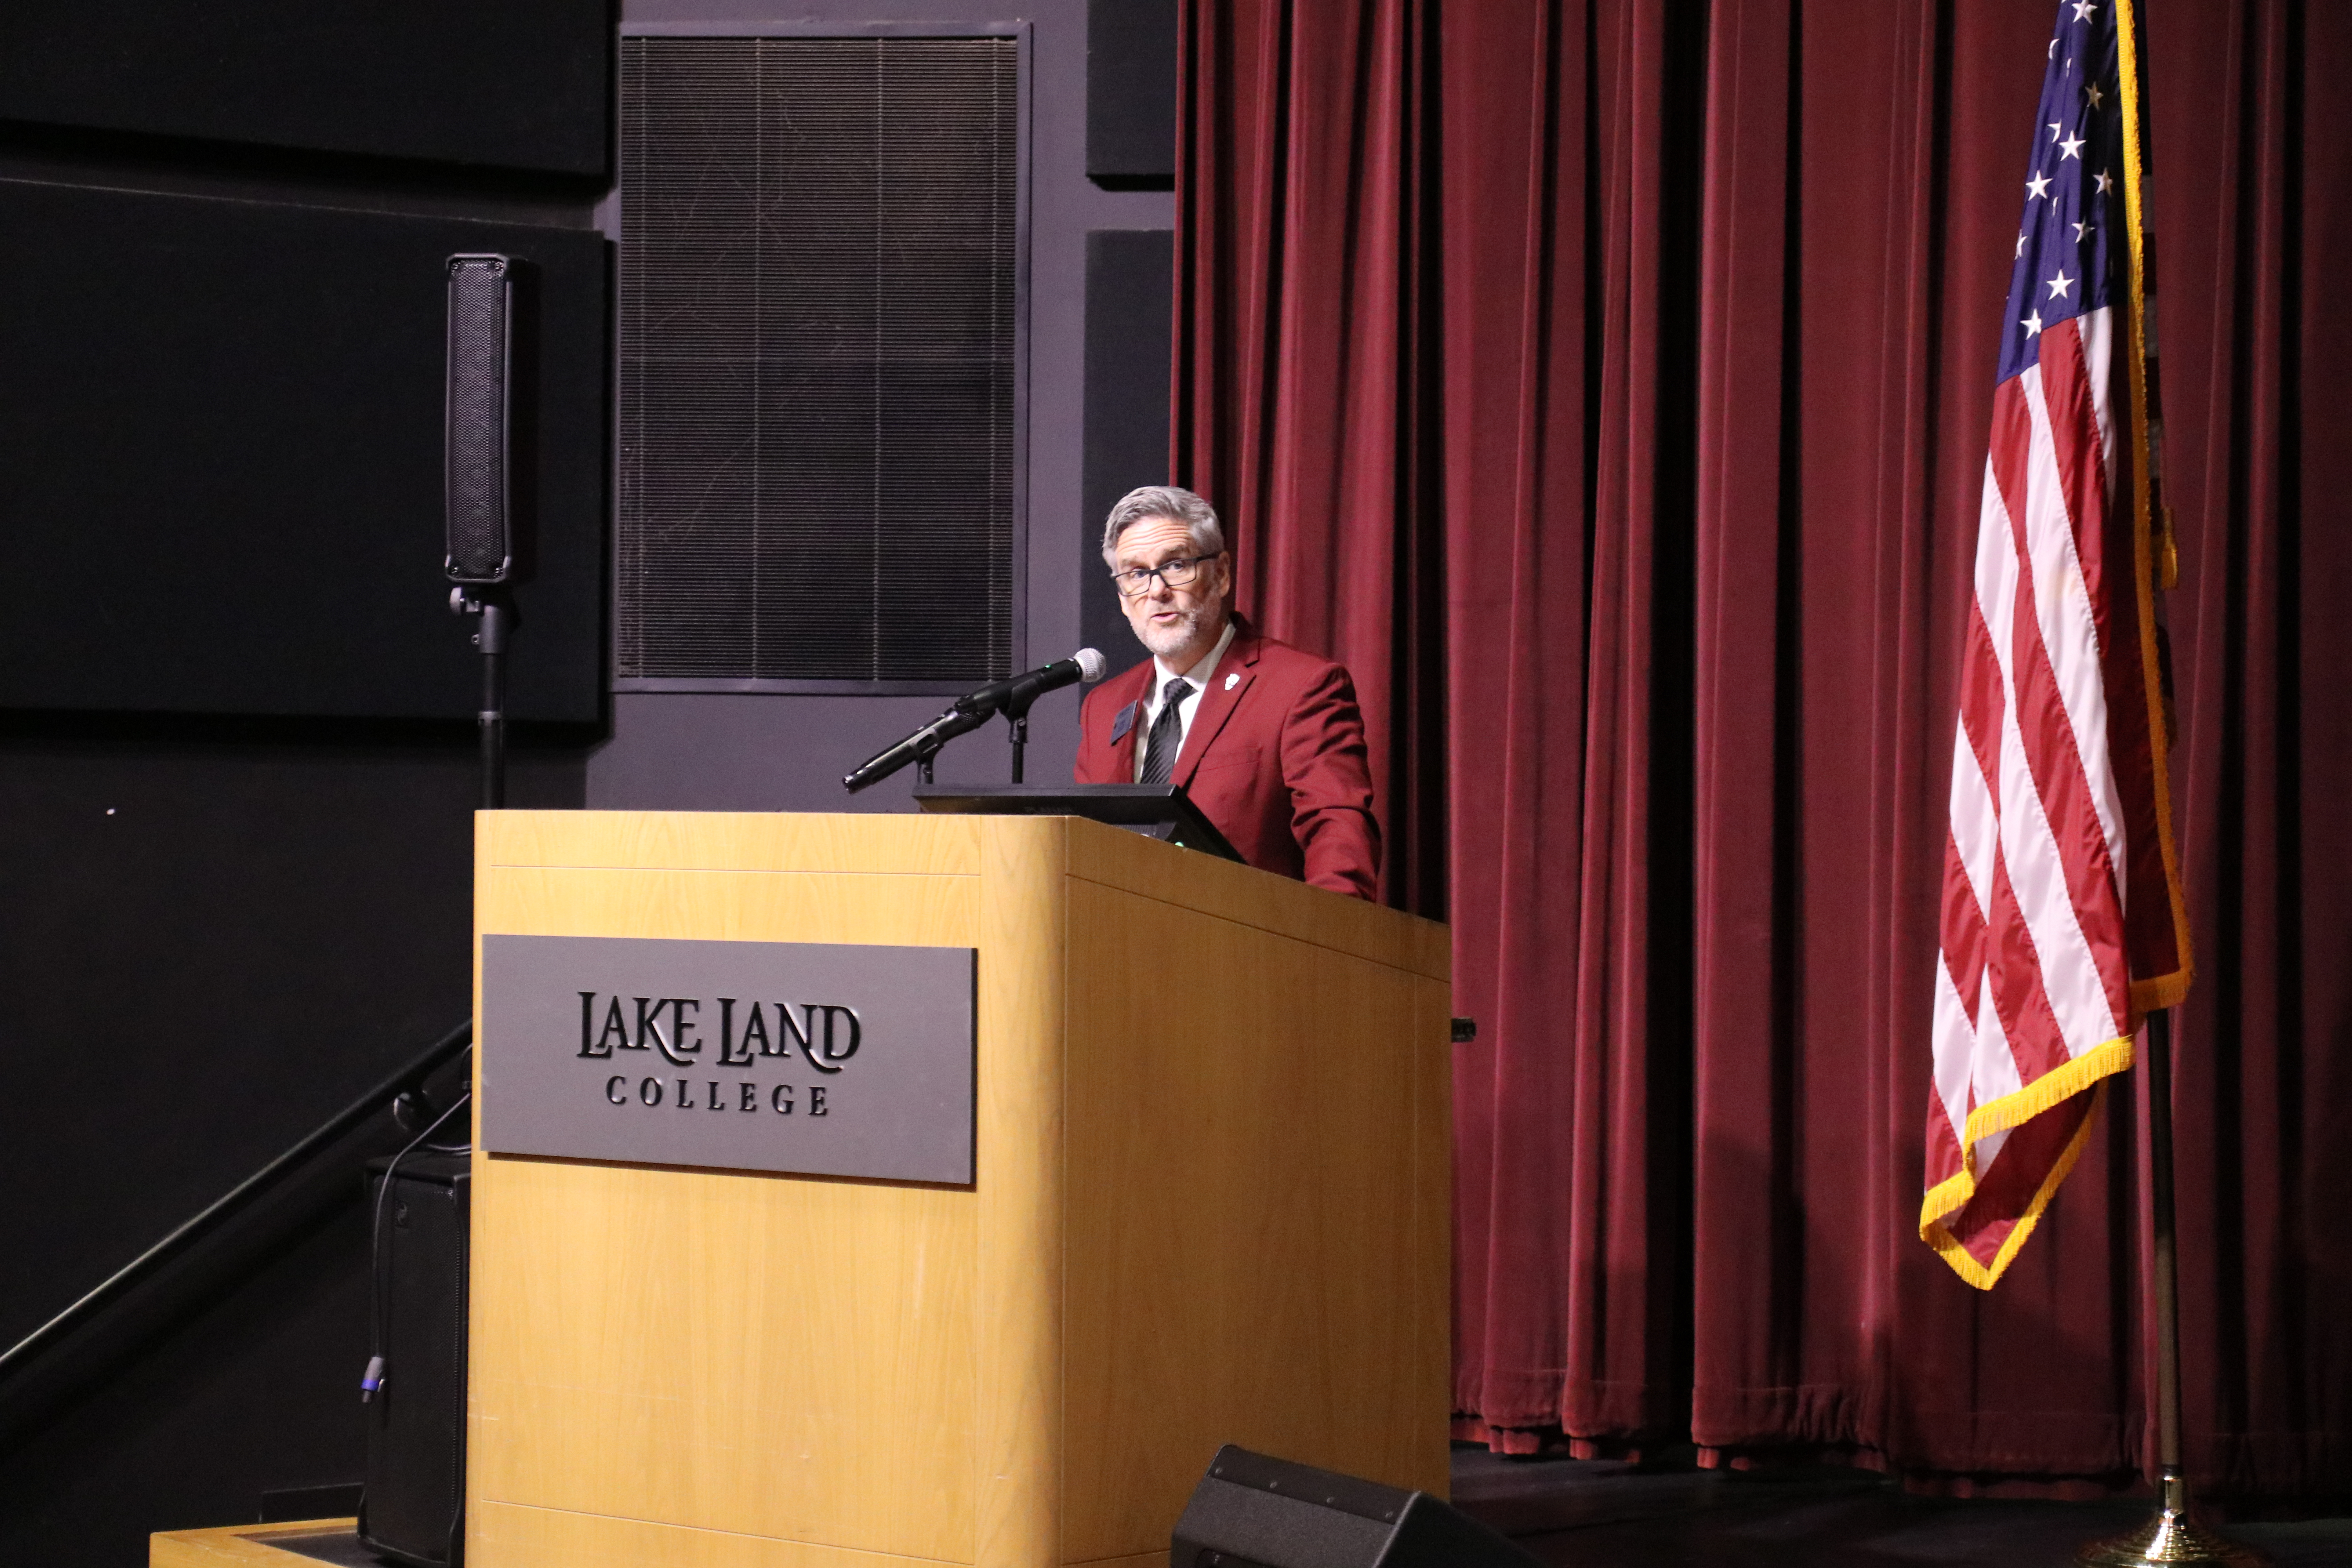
[0,1018,472,1387]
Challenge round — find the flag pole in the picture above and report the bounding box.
[2075,1006,2261,1566]
[2077,3,2260,1555]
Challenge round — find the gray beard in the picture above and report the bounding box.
[1137,602,1221,661]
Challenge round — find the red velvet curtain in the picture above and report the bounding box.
[1175,0,2351,1494]
[2160,0,2352,1497]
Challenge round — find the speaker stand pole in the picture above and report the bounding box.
[453,588,510,810]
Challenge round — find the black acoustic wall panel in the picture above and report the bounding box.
[1080,229,1174,664]
[0,2,610,177]
[616,35,1022,685]
[0,180,608,722]
[1087,0,1177,188]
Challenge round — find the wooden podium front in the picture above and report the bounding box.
[468,811,1450,1568]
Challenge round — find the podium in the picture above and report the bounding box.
[467,811,1450,1568]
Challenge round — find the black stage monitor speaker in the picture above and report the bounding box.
[1172,1446,1542,1568]
[445,254,514,585]
[359,1152,471,1568]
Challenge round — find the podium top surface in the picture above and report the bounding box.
[912,782,1243,863]
[475,808,1447,982]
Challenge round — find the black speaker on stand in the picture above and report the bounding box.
[1172,1446,1542,1568]
[445,253,517,809]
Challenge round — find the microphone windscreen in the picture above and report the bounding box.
[1074,648,1107,682]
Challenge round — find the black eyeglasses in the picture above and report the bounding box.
[1111,554,1218,597]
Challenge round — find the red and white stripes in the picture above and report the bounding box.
[1922,308,2141,1288]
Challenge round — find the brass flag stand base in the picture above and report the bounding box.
[2076,1473,2265,1566]
[2073,1011,2265,1568]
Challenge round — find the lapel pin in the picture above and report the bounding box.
[1225,672,1240,691]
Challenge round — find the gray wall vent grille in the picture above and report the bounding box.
[616,35,1020,683]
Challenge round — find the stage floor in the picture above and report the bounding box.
[1451,1446,2352,1567]
[160,1453,2352,1568]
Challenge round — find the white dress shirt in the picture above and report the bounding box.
[1132,619,1238,782]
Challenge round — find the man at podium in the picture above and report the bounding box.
[1074,485,1381,899]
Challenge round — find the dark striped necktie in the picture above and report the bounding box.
[1138,676,1192,786]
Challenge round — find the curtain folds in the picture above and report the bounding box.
[1174,0,2350,1494]
[2158,0,2352,1499]
[1177,0,1701,1451]
[1688,0,2150,1482]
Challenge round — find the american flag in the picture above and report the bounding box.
[1920,0,2191,1290]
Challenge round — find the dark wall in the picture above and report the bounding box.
[0,184,608,721]
[0,2,609,174]
[0,1189,379,1565]
[0,5,609,1561]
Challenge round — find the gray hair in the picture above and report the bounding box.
[1100,485,1227,566]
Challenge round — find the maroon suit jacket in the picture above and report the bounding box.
[1074,621,1381,899]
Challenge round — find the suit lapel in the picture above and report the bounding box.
[1099,663,1151,780]
[1174,629,1261,788]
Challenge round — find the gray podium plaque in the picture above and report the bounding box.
[479,935,976,1184]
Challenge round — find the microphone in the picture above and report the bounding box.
[843,649,1107,794]
[841,705,991,793]
[952,648,1108,720]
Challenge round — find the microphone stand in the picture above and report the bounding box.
[1003,691,1038,784]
